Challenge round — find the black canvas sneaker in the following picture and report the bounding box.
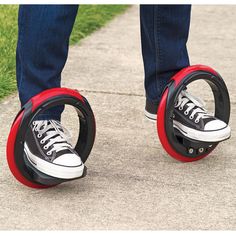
[24,120,84,179]
[145,100,159,121]
[145,90,231,142]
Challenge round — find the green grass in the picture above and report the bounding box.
[0,5,129,100]
[0,5,18,100]
[70,5,129,44]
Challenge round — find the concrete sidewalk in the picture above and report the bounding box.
[0,5,235,230]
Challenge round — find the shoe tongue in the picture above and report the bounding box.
[34,120,54,133]
[47,120,75,155]
[183,91,205,108]
[184,96,198,107]
[176,92,211,121]
[42,120,63,135]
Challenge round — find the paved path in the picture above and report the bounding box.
[0,5,235,230]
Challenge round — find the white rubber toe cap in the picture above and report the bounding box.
[53,153,82,167]
[204,119,227,131]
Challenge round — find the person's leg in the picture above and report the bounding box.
[17,5,85,179]
[16,5,79,120]
[140,5,231,142]
[140,5,191,115]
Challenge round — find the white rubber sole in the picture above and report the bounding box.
[173,120,231,142]
[144,110,157,122]
[144,110,231,142]
[24,143,84,179]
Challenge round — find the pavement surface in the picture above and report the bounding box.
[0,5,236,230]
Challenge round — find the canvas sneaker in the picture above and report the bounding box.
[24,119,85,179]
[145,90,231,142]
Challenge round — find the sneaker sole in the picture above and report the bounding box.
[144,110,157,122]
[173,120,231,142]
[24,143,85,179]
[144,110,231,142]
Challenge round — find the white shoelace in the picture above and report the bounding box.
[175,90,210,123]
[32,120,72,156]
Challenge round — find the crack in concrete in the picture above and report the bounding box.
[79,89,145,97]
[78,89,236,104]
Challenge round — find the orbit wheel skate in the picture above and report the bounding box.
[7,88,96,188]
[157,65,230,162]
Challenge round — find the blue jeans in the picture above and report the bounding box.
[140,5,191,109]
[17,5,191,120]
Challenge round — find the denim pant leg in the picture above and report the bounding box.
[140,5,191,110]
[16,5,79,120]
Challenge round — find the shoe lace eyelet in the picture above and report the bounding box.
[195,119,200,123]
[37,134,42,138]
[40,140,45,144]
[43,145,48,150]
[47,151,52,156]
[184,111,189,115]
[179,106,183,111]
[189,115,194,120]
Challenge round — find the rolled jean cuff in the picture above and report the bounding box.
[35,114,62,121]
[33,105,64,121]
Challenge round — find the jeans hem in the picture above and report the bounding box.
[35,114,61,121]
